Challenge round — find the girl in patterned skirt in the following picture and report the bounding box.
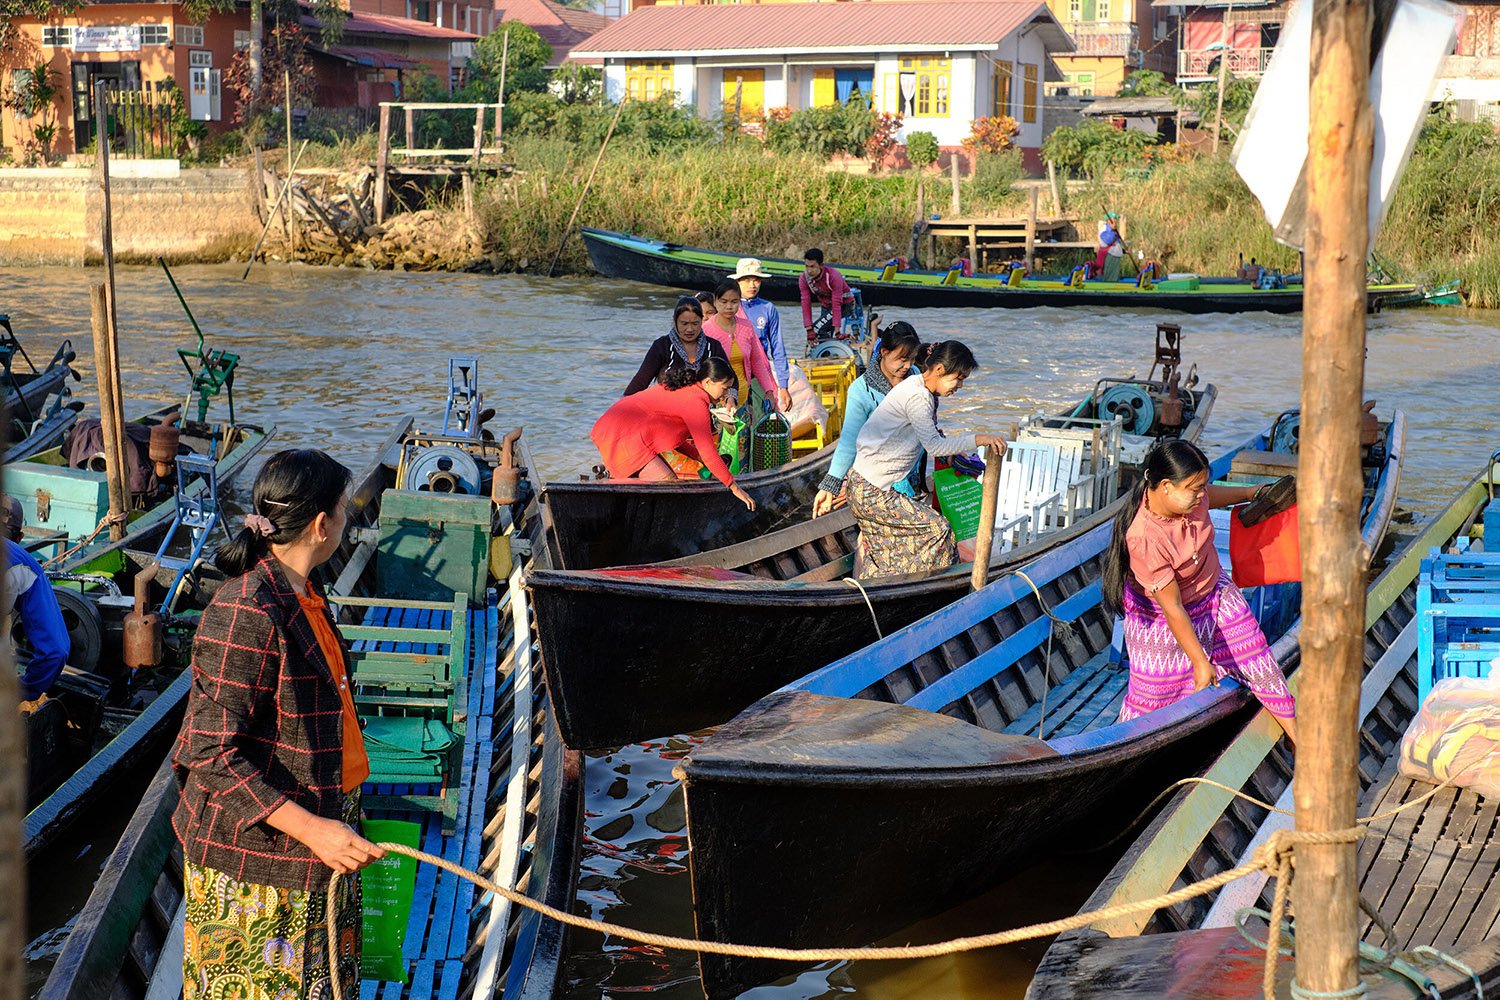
[1100,440,1298,743]
[173,450,385,999]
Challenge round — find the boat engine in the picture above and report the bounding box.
[406,445,485,495]
[1091,323,1197,437]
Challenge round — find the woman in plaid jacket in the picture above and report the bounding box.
[172,449,384,1000]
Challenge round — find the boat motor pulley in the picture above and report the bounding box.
[1099,384,1157,436]
[407,445,484,496]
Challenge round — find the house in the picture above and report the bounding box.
[1042,0,1177,96]
[1165,0,1285,85]
[569,1,1074,170]
[1,0,254,158]
[1434,4,1500,114]
[302,8,477,92]
[497,0,609,68]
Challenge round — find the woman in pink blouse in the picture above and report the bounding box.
[702,279,779,411]
[1100,440,1297,743]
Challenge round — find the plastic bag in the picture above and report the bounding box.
[360,818,423,982]
[1230,504,1301,588]
[934,465,985,543]
[1398,671,1500,799]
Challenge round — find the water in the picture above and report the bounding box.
[7,263,1499,998]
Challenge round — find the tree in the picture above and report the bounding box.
[2,61,60,164]
[468,23,553,97]
[177,0,344,119]
[1,0,80,54]
[1118,69,1178,98]
[906,130,939,169]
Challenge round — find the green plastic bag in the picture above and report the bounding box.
[934,465,985,542]
[360,818,422,983]
[714,410,748,476]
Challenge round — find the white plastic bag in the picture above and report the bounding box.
[1398,668,1500,800]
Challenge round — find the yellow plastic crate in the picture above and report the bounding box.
[791,357,857,453]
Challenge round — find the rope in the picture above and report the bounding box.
[325,825,1366,1000]
[1014,570,1076,737]
[41,512,127,568]
[843,576,882,639]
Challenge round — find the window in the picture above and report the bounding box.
[189,50,213,67]
[175,24,203,45]
[625,59,673,102]
[1067,0,1081,20]
[898,55,949,117]
[41,25,74,47]
[1023,63,1038,123]
[411,0,431,21]
[992,60,1011,117]
[1068,71,1096,97]
[233,29,250,50]
[141,24,169,44]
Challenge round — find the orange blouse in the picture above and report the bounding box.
[297,586,371,792]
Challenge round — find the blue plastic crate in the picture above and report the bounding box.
[1416,547,1500,706]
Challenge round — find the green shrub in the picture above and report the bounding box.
[764,101,879,159]
[967,149,1025,203]
[1043,120,1156,176]
[906,130,939,168]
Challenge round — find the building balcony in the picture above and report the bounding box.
[1178,45,1276,81]
[1067,20,1140,59]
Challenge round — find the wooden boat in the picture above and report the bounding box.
[581,227,1429,315]
[530,343,1217,752]
[1,317,83,462]
[1026,451,1500,1000]
[674,412,1405,999]
[543,354,862,570]
[37,374,585,1000]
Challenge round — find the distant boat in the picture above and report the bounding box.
[581,227,1432,315]
[675,412,1404,999]
[1026,450,1499,1000]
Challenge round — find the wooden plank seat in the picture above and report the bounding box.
[1003,649,1129,739]
[332,593,470,833]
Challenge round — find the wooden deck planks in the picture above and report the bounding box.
[1433,793,1500,947]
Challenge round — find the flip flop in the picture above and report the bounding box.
[1237,474,1297,527]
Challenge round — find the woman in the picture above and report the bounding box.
[702,279,779,412]
[846,340,1006,578]
[811,321,923,518]
[623,297,729,396]
[172,449,383,1000]
[1101,440,1298,742]
[591,356,757,511]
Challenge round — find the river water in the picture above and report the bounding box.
[7,263,1499,999]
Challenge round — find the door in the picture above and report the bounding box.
[71,63,90,152]
[722,69,764,119]
[189,66,209,120]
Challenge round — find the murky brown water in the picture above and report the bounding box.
[7,262,1498,998]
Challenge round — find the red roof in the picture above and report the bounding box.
[303,9,476,40]
[316,44,427,69]
[570,1,1072,57]
[498,0,610,63]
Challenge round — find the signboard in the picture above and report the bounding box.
[73,25,142,52]
[1232,0,1464,250]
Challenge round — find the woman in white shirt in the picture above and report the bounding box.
[846,341,1006,578]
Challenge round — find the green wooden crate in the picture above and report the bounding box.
[376,489,492,605]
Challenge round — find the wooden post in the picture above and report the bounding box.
[1292,1,1374,997]
[375,104,391,224]
[1213,0,1235,153]
[405,106,416,156]
[548,94,627,277]
[1025,186,1038,272]
[471,105,484,163]
[241,140,310,278]
[949,154,961,216]
[970,443,1002,592]
[284,70,296,262]
[496,27,510,149]
[251,146,267,224]
[0,607,20,1000]
[93,81,129,535]
[1047,159,1063,216]
[89,284,130,542]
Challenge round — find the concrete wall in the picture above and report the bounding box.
[0,166,260,265]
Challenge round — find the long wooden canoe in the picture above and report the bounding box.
[675,413,1404,999]
[530,382,1217,752]
[1026,452,1500,1000]
[37,426,585,1000]
[582,227,1429,315]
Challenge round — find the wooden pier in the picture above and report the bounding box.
[920,189,1107,271]
[373,100,514,224]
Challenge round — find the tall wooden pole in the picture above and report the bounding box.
[94,81,129,541]
[284,69,296,263]
[1212,0,1235,153]
[496,26,510,149]
[970,443,1002,592]
[1293,0,1374,996]
[548,94,626,277]
[0,602,20,1000]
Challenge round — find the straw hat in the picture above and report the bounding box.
[730,257,770,280]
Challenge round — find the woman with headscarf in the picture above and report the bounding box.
[623,297,730,396]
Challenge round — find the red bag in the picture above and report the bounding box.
[1229,503,1301,588]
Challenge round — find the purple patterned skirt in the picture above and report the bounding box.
[1118,570,1296,722]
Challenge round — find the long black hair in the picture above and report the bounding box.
[921,340,979,376]
[1101,439,1211,616]
[216,449,353,578]
[663,355,734,391]
[876,321,922,362]
[672,297,703,324]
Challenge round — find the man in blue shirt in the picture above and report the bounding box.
[2,496,69,709]
[730,257,792,412]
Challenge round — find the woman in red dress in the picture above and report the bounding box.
[591,356,757,512]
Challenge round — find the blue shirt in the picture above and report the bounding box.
[740,297,789,389]
[820,377,921,497]
[4,538,69,700]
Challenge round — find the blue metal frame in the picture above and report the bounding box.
[442,358,481,437]
[150,453,226,615]
[1416,547,1500,706]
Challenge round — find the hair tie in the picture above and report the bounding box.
[244,514,277,538]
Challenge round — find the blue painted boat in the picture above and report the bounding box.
[677,412,1405,999]
[1025,450,1500,1000]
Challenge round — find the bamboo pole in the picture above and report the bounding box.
[94,81,129,540]
[1212,0,1235,153]
[496,27,509,149]
[1293,1,1375,996]
[284,70,296,263]
[1047,159,1063,215]
[970,443,1002,592]
[949,154,961,216]
[548,95,627,277]
[89,284,129,541]
[375,104,391,224]
[241,139,310,278]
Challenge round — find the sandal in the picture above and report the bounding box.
[1237,474,1297,527]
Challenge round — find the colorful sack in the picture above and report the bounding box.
[934,465,985,543]
[360,818,423,982]
[1229,503,1301,588]
[1398,672,1500,799]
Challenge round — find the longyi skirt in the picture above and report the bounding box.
[846,470,957,579]
[182,791,363,1000]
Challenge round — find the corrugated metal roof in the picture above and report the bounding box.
[499,0,610,63]
[310,9,476,40]
[571,1,1072,58]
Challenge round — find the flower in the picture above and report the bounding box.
[262,936,296,968]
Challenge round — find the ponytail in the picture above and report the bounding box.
[215,449,352,578]
[1100,439,1211,616]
